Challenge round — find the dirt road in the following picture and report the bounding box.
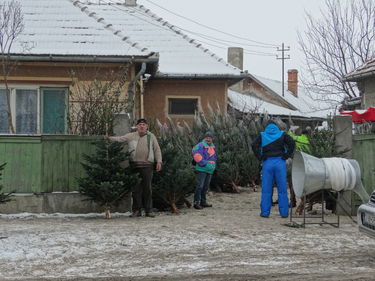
[1,189,375,280]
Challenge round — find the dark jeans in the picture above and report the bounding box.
[133,166,153,213]
[194,172,212,205]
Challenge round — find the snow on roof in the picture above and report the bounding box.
[344,58,375,81]
[11,0,152,58]
[251,75,336,118]
[228,89,334,119]
[75,1,244,77]
[228,89,304,117]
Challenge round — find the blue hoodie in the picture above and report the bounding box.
[251,123,295,161]
[261,124,283,147]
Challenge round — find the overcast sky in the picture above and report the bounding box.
[137,0,329,81]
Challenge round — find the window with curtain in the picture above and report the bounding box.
[15,89,38,134]
[0,89,9,133]
[0,86,68,134]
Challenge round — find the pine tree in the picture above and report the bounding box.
[152,119,195,212]
[0,163,12,204]
[78,140,140,218]
[308,128,349,158]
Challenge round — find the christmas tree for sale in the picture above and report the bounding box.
[78,140,140,218]
[152,119,195,212]
[308,128,349,158]
[0,163,12,204]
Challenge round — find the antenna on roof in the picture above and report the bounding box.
[276,43,290,97]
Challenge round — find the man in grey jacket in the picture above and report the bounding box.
[105,118,162,217]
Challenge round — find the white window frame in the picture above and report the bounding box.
[166,95,201,118]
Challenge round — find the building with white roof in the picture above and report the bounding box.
[12,0,154,59]
[0,0,247,134]
[227,48,336,128]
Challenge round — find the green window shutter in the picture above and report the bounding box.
[42,88,67,134]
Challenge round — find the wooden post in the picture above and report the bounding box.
[333,115,354,215]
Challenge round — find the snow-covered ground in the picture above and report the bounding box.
[1,190,375,281]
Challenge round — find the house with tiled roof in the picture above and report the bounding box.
[0,0,246,135]
[343,58,375,109]
[0,0,247,209]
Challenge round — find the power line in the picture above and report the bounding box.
[143,0,279,48]
[192,38,276,57]
[180,29,276,55]
[104,0,276,56]
[123,3,275,52]
[175,28,277,50]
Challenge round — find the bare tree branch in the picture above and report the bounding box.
[68,65,132,136]
[298,0,375,104]
[0,0,24,134]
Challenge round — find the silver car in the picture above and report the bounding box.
[358,190,375,238]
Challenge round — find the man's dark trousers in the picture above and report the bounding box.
[194,171,212,206]
[133,166,153,213]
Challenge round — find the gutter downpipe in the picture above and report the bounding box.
[128,62,146,124]
[140,76,145,118]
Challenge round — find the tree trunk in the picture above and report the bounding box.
[251,180,258,192]
[170,202,178,213]
[230,181,240,193]
[104,207,111,219]
[5,82,15,134]
[183,198,192,208]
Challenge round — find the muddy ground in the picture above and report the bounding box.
[1,189,375,281]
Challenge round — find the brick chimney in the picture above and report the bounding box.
[227,47,244,92]
[125,0,136,6]
[227,47,243,70]
[287,69,298,97]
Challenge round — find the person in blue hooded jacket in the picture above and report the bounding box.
[251,120,295,218]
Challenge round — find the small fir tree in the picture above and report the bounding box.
[78,140,140,218]
[238,117,264,188]
[308,128,348,158]
[0,163,12,204]
[152,119,195,212]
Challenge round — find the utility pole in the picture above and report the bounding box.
[276,43,290,97]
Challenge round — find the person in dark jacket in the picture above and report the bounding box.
[251,120,295,218]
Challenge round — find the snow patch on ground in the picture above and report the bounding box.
[0,212,131,219]
[1,191,375,280]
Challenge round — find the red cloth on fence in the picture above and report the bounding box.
[339,107,375,123]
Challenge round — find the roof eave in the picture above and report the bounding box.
[343,70,375,82]
[3,53,159,64]
[230,106,327,121]
[154,72,249,80]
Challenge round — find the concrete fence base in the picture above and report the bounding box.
[0,193,131,214]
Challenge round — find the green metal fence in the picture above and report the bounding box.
[0,135,98,193]
[1,134,373,197]
[353,134,375,196]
